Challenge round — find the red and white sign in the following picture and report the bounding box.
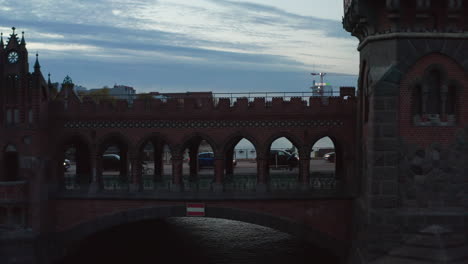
[186,203,205,217]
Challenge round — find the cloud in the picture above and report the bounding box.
[1,0,359,90]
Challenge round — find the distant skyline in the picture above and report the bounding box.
[0,0,358,93]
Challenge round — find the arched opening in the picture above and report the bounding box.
[310,137,337,190]
[3,144,19,182]
[98,137,129,191]
[268,137,299,190]
[182,138,215,191]
[61,137,91,190]
[224,137,257,192]
[139,138,172,191]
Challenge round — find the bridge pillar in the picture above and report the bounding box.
[214,158,224,192]
[256,157,268,192]
[188,145,198,180]
[129,156,141,192]
[299,158,310,189]
[171,157,183,192]
[154,143,163,180]
[225,149,234,175]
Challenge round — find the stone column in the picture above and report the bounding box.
[213,158,224,192]
[88,148,100,194]
[256,156,268,192]
[129,155,141,192]
[171,156,183,192]
[154,143,163,181]
[188,145,198,180]
[225,149,234,175]
[299,158,310,189]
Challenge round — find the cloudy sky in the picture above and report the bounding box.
[0,0,359,93]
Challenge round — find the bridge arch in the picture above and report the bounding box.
[221,131,260,155]
[179,132,220,157]
[263,132,304,158]
[135,132,173,155]
[53,205,345,263]
[96,132,132,190]
[55,133,92,188]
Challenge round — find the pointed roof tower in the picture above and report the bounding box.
[34,52,41,72]
[20,31,26,46]
[0,33,4,50]
[6,27,20,49]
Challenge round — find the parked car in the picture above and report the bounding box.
[269,150,299,169]
[323,152,335,163]
[102,154,121,171]
[190,152,237,168]
[63,159,71,172]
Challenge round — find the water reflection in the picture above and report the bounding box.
[61,218,338,264]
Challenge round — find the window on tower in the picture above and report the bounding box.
[412,66,457,126]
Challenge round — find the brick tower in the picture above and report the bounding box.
[343,0,468,263]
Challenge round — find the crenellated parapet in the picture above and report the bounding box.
[50,87,356,120]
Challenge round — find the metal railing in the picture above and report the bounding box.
[63,173,339,192]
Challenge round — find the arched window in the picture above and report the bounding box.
[413,67,457,126]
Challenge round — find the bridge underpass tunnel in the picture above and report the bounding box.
[224,137,257,192]
[310,137,337,190]
[2,144,19,182]
[59,218,339,264]
[138,139,172,191]
[60,137,91,191]
[267,137,300,190]
[182,138,215,191]
[98,137,129,191]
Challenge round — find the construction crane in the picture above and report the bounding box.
[310,72,328,96]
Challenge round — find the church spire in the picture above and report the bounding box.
[34,52,41,72]
[0,33,4,50]
[20,31,26,46]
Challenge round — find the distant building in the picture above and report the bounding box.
[109,85,136,100]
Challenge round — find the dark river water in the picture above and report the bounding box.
[61,218,339,264]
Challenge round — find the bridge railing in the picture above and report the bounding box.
[63,173,342,194]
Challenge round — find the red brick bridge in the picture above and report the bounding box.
[0,28,357,263]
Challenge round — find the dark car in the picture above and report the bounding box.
[269,150,299,169]
[323,152,335,163]
[192,152,237,168]
[198,152,215,167]
[63,159,71,172]
[102,154,121,171]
